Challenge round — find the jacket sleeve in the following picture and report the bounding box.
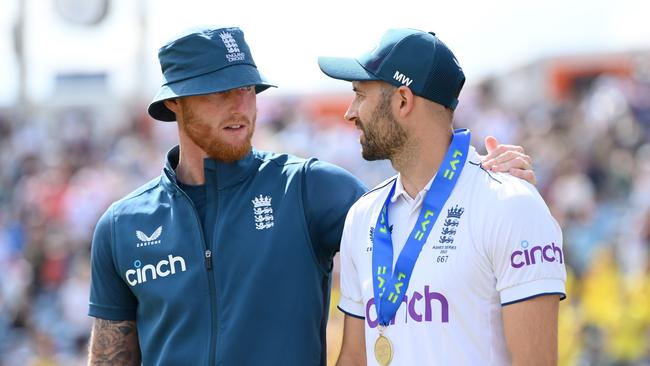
[302,159,367,270]
[337,203,366,318]
[88,205,138,320]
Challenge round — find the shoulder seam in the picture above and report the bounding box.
[362,176,396,198]
[108,205,121,277]
[256,154,306,168]
[119,177,164,204]
[469,161,502,184]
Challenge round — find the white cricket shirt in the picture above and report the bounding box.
[338,146,566,365]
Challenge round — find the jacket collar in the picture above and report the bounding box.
[161,145,260,192]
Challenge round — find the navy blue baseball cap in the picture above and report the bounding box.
[148,26,275,121]
[318,28,465,110]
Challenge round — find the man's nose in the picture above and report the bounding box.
[231,87,255,111]
[344,105,357,122]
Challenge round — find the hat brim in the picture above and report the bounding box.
[318,57,380,82]
[148,63,276,121]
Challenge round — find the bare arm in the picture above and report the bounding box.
[502,294,560,366]
[88,318,141,366]
[336,314,366,366]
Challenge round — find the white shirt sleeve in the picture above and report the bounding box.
[486,179,567,305]
[338,205,366,317]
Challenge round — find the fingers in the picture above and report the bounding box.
[483,150,532,171]
[509,168,537,186]
[485,135,499,154]
[481,144,526,164]
[479,141,536,185]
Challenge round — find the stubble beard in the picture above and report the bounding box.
[181,104,256,163]
[359,91,408,161]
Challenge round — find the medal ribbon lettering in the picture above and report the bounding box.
[371,129,470,326]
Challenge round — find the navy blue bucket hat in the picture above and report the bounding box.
[148,26,275,121]
[318,29,465,110]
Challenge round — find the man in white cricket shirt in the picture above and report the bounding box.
[318,29,566,366]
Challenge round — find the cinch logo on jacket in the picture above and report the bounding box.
[125,254,187,287]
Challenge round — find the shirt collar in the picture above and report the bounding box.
[389,146,479,205]
[390,172,436,205]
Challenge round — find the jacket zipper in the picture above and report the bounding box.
[205,249,213,270]
[177,189,217,365]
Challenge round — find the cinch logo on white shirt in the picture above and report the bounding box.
[365,286,449,328]
[125,254,187,287]
[510,240,563,269]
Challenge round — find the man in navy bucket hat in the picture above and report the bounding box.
[148,27,275,122]
[319,29,564,366]
[86,26,537,365]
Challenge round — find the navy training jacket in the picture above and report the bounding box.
[88,146,367,365]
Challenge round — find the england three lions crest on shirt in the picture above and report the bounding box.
[252,194,274,230]
[431,205,464,262]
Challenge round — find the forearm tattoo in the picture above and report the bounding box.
[89,319,141,365]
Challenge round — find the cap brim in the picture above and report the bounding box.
[318,57,380,82]
[148,63,276,121]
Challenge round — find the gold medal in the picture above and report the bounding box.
[374,333,393,366]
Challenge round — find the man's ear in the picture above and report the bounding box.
[164,98,180,115]
[396,86,415,118]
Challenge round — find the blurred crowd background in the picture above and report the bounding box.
[2,2,650,365]
[2,55,650,365]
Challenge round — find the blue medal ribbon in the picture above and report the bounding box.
[371,128,471,326]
